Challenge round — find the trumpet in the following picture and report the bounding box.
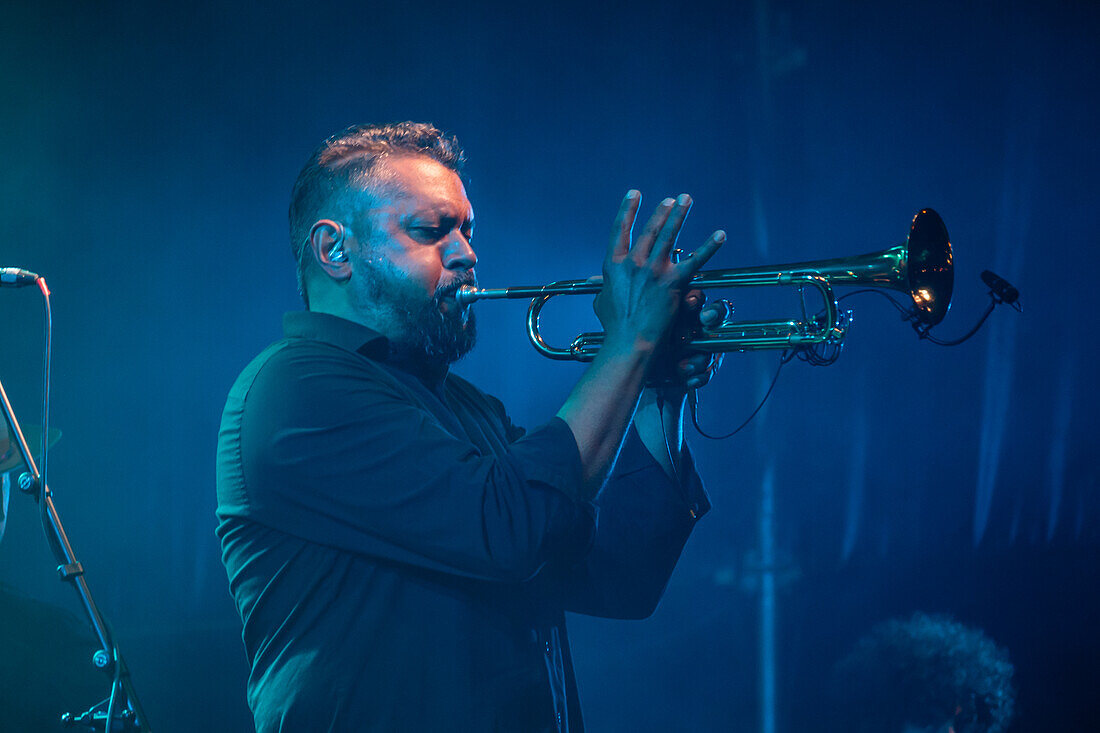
[455,208,953,361]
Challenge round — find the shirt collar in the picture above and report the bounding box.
[282,311,391,359]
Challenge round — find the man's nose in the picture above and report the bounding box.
[442,235,477,271]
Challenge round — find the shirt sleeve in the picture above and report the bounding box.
[539,424,710,620]
[217,341,594,583]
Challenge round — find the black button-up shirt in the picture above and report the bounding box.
[216,311,709,732]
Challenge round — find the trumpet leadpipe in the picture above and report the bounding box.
[455,280,602,306]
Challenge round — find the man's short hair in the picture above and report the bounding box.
[288,122,466,307]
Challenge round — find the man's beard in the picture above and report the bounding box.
[401,277,478,366]
[356,257,477,368]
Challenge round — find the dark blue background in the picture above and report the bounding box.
[2,1,1097,729]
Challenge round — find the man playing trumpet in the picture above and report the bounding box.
[216,122,726,732]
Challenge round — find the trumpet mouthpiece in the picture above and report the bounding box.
[455,285,482,306]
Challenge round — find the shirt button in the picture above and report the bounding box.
[545,641,552,655]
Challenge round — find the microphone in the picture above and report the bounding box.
[0,268,40,287]
[980,270,1019,305]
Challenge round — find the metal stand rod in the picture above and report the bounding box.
[0,375,151,731]
[758,462,777,733]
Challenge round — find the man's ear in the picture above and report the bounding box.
[308,219,352,282]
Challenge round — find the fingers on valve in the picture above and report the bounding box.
[679,352,722,389]
[700,298,734,328]
[683,288,705,312]
[679,354,707,375]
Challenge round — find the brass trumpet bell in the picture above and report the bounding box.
[723,207,954,327]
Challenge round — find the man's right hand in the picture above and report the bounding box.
[558,191,724,497]
[594,191,725,358]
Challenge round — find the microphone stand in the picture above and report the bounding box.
[0,376,151,731]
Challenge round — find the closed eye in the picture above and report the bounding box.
[410,226,446,242]
[409,220,473,245]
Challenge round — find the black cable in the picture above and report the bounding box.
[836,288,911,316]
[837,286,1015,347]
[691,352,792,439]
[105,649,121,732]
[653,392,681,483]
[36,278,54,551]
[797,340,843,366]
[919,300,996,346]
[690,276,1018,440]
[38,278,51,483]
[93,616,127,730]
